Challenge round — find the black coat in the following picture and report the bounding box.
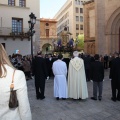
[110,57,120,88]
[62,58,70,69]
[45,58,53,71]
[32,57,48,85]
[104,55,108,62]
[83,56,91,70]
[90,61,104,82]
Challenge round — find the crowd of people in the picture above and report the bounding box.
[8,54,32,80]
[0,42,120,119]
[32,51,120,103]
[7,50,120,102]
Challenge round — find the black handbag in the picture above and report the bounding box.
[9,70,18,108]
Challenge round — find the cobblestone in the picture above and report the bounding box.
[27,69,120,120]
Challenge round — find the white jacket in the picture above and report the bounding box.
[0,64,32,120]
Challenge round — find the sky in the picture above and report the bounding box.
[40,0,67,18]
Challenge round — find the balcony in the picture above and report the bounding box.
[0,27,30,40]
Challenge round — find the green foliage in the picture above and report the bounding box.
[76,34,84,49]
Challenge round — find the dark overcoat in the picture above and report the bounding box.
[110,57,120,88]
[90,61,104,82]
[32,57,48,86]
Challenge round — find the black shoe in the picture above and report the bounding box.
[36,97,40,100]
[111,97,116,102]
[36,96,40,100]
[40,96,45,100]
[79,98,82,100]
[99,98,102,101]
[56,97,59,100]
[91,97,97,100]
[62,98,66,100]
[117,98,120,101]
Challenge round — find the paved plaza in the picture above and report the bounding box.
[27,69,120,120]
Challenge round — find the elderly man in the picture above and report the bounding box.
[52,54,68,100]
[68,51,88,100]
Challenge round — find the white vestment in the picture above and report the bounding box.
[52,60,68,98]
[68,57,88,99]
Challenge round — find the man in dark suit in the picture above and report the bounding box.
[62,58,70,70]
[110,52,120,102]
[83,54,91,82]
[32,52,48,100]
[45,54,53,78]
[90,54,104,101]
[104,54,108,69]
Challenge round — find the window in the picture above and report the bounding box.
[12,18,23,35]
[75,0,77,5]
[8,0,15,6]
[80,25,83,30]
[76,33,79,37]
[76,7,79,13]
[76,24,79,30]
[46,23,49,26]
[78,0,80,5]
[80,16,83,22]
[46,29,49,37]
[81,1,83,5]
[76,16,79,21]
[80,8,83,13]
[19,0,26,7]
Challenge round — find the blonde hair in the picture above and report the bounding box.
[0,44,15,78]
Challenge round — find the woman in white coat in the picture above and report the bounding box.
[0,44,32,120]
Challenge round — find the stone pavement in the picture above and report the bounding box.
[27,69,120,120]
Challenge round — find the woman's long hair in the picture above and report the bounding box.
[0,44,15,78]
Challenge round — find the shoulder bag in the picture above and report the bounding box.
[9,69,19,108]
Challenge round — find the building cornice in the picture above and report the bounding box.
[0,4,30,9]
[40,18,57,23]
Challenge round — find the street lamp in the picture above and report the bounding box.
[28,12,36,59]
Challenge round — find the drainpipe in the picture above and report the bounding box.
[1,17,2,27]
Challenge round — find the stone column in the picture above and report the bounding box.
[95,0,106,54]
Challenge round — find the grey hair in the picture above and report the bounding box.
[73,51,79,57]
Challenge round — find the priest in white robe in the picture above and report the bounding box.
[68,51,88,99]
[52,54,68,100]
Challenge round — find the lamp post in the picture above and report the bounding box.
[28,12,36,60]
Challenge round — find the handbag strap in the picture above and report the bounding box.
[10,69,16,89]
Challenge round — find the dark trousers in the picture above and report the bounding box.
[104,61,108,69]
[93,81,103,99]
[85,69,90,81]
[35,80,45,98]
[48,68,52,77]
[111,80,120,100]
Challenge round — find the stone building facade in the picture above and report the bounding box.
[54,0,89,40]
[0,0,40,56]
[84,0,120,55]
[40,18,57,54]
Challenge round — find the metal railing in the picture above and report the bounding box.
[0,27,29,37]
